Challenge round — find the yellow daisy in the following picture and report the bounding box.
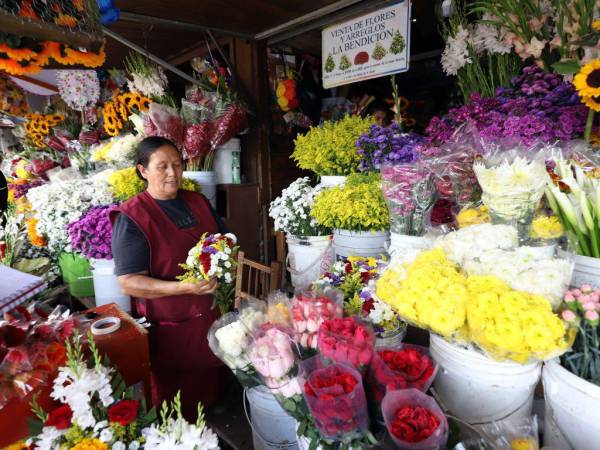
[582,95,600,112]
[574,59,600,98]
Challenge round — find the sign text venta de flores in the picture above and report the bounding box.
[322,2,411,88]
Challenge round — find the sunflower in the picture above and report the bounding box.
[582,95,600,112]
[574,59,600,98]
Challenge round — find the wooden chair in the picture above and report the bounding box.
[234,251,282,308]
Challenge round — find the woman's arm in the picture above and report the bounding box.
[118,271,218,299]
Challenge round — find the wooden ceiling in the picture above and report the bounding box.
[102,0,444,68]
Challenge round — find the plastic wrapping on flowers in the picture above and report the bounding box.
[207,300,267,387]
[300,355,369,442]
[317,316,375,373]
[355,123,421,172]
[381,163,436,236]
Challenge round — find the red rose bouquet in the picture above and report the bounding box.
[368,344,438,403]
[291,288,343,351]
[317,316,375,372]
[301,356,368,442]
[382,389,448,450]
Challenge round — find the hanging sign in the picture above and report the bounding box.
[322,1,411,89]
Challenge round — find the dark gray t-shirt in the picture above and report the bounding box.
[111,195,227,276]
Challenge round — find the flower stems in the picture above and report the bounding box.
[584,109,595,144]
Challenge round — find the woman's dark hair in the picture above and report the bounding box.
[135,136,180,179]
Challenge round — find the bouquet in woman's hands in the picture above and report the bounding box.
[178,232,239,313]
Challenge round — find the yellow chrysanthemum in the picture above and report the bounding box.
[456,205,489,228]
[530,215,563,239]
[70,438,109,450]
[593,20,600,32]
[574,59,600,98]
[581,94,600,112]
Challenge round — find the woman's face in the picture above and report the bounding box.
[138,145,183,200]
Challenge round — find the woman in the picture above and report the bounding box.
[110,136,227,419]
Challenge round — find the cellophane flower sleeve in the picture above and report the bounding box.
[300,355,369,442]
[478,415,539,450]
[143,103,184,148]
[291,287,343,352]
[382,389,448,450]
[207,301,266,387]
[317,316,375,374]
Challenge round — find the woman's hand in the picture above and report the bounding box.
[180,278,219,296]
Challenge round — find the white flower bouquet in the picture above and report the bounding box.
[178,232,239,313]
[208,301,267,387]
[269,177,330,237]
[91,133,142,166]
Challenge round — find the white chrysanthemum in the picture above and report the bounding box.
[106,133,142,164]
[441,25,472,75]
[31,426,66,450]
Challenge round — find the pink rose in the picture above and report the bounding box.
[581,284,593,294]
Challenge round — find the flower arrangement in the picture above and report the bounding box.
[381,164,436,236]
[301,357,369,442]
[56,70,100,112]
[208,305,267,387]
[124,53,169,100]
[102,92,151,137]
[355,123,421,171]
[425,66,589,147]
[26,217,47,248]
[350,285,405,337]
[574,60,600,134]
[316,256,378,302]
[368,345,437,402]
[27,179,114,254]
[67,204,118,260]
[177,232,238,313]
[269,177,329,236]
[24,114,64,148]
[292,115,374,176]
[560,285,600,385]
[546,158,600,257]
[317,317,375,371]
[376,248,571,362]
[91,134,142,166]
[311,173,389,232]
[382,389,448,449]
[291,289,343,350]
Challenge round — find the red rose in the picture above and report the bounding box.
[45,405,73,430]
[108,399,139,426]
[390,405,440,442]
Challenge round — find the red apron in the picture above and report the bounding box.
[111,190,222,420]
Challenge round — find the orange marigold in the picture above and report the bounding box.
[27,218,47,247]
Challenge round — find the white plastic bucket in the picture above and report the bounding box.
[557,249,600,288]
[183,170,217,208]
[90,259,131,312]
[319,176,346,188]
[213,138,241,184]
[542,359,600,450]
[387,233,430,258]
[245,386,299,450]
[429,334,541,427]
[333,229,389,260]
[286,235,333,288]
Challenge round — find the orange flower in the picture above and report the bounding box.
[27,218,47,247]
[64,42,106,68]
[55,14,77,28]
[73,0,85,11]
[19,2,38,20]
[0,56,41,75]
[0,43,38,61]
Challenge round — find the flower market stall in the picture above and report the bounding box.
[1,0,600,449]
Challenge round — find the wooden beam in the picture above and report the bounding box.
[10,74,58,93]
[264,0,397,45]
[167,38,232,66]
[118,11,254,40]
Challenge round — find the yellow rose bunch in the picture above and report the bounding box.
[311,173,389,231]
[456,205,489,228]
[376,249,468,337]
[107,167,200,202]
[376,249,571,363]
[70,439,108,450]
[466,275,570,363]
[292,115,374,175]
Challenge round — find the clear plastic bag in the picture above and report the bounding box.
[382,389,448,450]
[291,287,343,351]
[300,355,369,441]
[317,316,375,373]
[267,291,292,327]
[381,163,436,236]
[143,103,184,148]
[478,415,539,450]
[368,344,438,403]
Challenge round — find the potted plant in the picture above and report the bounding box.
[311,173,389,260]
[269,177,331,288]
[292,115,373,187]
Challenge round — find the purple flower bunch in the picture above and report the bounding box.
[425,65,588,147]
[8,179,45,200]
[356,123,422,171]
[67,204,118,260]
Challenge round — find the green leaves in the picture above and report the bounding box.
[551,60,581,75]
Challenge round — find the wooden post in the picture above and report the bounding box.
[229,38,272,262]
